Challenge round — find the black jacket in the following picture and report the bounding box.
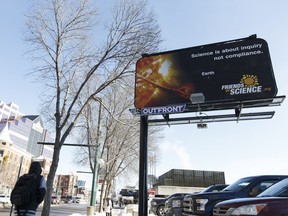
[16,161,46,211]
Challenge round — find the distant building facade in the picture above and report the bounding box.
[0,138,32,194]
[154,169,226,187]
[150,169,226,196]
[0,101,53,159]
[0,100,53,194]
[53,174,87,197]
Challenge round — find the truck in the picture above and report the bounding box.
[149,193,190,216]
[213,177,288,216]
[182,175,288,216]
[165,184,228,216]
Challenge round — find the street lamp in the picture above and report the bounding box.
[87,97,102,216]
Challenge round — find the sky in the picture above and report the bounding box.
[1,0,288,188]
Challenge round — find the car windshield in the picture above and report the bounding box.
[258,178,288,197]
[201,185,228,193]
[223,177,254,192]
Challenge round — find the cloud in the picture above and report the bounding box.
[159,139,193,170]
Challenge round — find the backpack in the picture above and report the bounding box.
[10,173,39,206]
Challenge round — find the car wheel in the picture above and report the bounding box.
[157,205,165,216]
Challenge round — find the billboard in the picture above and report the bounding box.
[135,37,277,110]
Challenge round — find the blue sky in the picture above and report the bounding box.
[1,0,288,187]
[150,0,288,184]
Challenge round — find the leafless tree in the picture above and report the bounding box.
[74,80,162,212]
[24,0,161,215]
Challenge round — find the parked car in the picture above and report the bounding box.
[51,195,60,204]
[73,196,83,203]
[0,194,11,207]
[60,195,74,203]
[182,175,288,216]
[213,177,288,216]
[165,184,228,216]
[164,194,189,216]
[65,195,73,203]
[150,193,190,216]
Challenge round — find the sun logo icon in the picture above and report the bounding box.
[240,74,259,87]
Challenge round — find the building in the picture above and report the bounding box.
[0,100,53,194]
[0,101,54,159]
[151,169,226,195]
[154,169,226,187]
[0,136,32,194]
[53,174,82,197]
[0,101,88,200]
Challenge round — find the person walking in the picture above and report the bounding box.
[11,161,46,216]
[105,198,112,216]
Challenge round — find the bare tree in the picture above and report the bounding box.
[24,0,161,215]
[74,80,163,212]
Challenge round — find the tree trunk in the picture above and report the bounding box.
[41,143,61,216]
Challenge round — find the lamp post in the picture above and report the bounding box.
[90,152,100,206]
[87,98,102,216]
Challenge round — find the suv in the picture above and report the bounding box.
[213,177,288,216]
[150,193,190,216]
[165,184,228,216]
[182,175,288,216]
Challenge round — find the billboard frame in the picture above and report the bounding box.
[138,94,285,216]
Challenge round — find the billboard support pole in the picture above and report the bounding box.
[139,115,148,216]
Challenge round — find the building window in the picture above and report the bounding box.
[0,150,3,157]
[2,142,6,145]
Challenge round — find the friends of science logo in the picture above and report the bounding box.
[221,74,262,95]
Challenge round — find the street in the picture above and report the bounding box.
[0,203,143,216]
[0,203,91,216]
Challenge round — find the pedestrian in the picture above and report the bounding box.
[11,161,46,216]
[105,198,112,216]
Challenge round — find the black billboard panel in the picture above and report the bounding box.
[135,37,277,109]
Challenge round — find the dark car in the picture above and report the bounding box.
[73,196,82,203]
[213,178,288,216]
[65,195,73,203]
[182,175,288,216]
[150,193,190,216]
[165,184,228,216]
[51,196,60,204]
[59,195,73,204]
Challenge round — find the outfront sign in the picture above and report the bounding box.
[134,37,277,109]
[141,104,186,115]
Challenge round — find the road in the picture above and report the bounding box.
[0,203,140,216]
[0,203,91,216]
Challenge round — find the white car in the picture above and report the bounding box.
[0,194,11,207]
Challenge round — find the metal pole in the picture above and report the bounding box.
[10,156,24,216]
[90,154,99,207]
[138,115,148,216]
[89,99,102,209]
